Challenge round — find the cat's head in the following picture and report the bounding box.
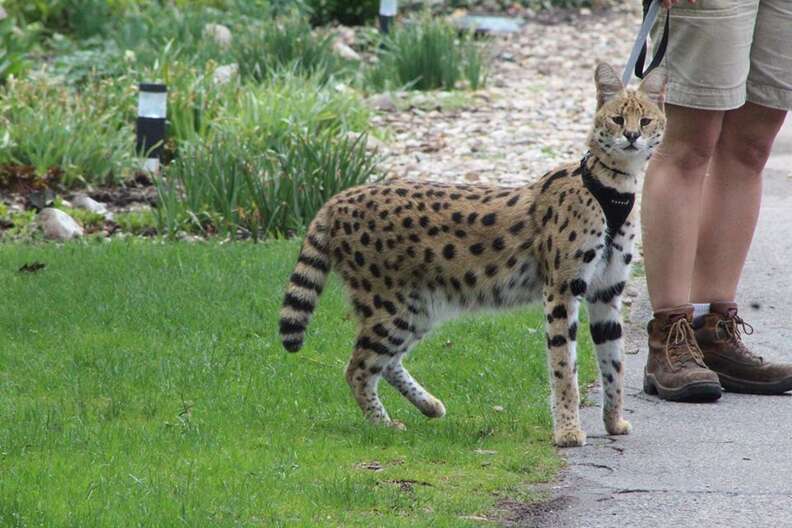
[589,63,666,162]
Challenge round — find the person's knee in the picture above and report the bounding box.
[654,135,719,177]
[716,104,787,172]
[654,105,723,175]
[717,128,777,172]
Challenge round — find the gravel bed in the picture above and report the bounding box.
[374,2,644,185]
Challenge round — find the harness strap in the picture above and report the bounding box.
[579,153,635,239]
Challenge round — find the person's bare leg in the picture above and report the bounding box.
[641,104,725,311]
[690,102,788,303]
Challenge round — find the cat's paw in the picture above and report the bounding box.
[389,420,407,431]
[605,418,632,436]
[554,428,587,447]
[420,398,446,419]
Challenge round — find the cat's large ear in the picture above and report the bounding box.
[638,67,667,106]
[594,63,623,109]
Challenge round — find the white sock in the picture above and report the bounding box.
[692,303,711,323]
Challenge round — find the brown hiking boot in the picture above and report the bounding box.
[694,302,792,395]
[644,305,722,402]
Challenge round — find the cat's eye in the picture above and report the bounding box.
[611,116,624,125]
[640,118,652,127]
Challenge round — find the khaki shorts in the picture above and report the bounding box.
[654,0,792,111]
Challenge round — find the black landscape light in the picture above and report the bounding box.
[379,0,397,34]
[136,83,167,174]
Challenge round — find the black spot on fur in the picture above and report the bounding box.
[509,221,525,235]
[481,213,496,226]
[492,237,505,251]
[290,273,323,294]
[590,321,622,344]
[590,281,625,304]
[356,336,392,355]
[548,335,567,347]
[541,207,553,226]
[354,300,373,318]
[541,169,569,192]
[298,254,329,273]
[393,318,410,331]
[469,243,485,255]
[551,305,568,319]
[279,318,305,335]
[464,271,477,287]
[443,244,455,259]
[570,279,587,296]
[284,293,313,312]
[506,195,519,207]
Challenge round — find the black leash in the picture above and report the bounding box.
[622,0,669,85]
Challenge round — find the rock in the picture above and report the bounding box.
[333,40,361,61]
[336,25,356,46]
[203,23,232,49]
[213,63,239,85]
[72,194,112,220]
[367,93,398,112]
[38,208,84,241]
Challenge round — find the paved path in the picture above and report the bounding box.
[529,117,792,527]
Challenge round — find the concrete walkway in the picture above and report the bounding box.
[531,117,792,527]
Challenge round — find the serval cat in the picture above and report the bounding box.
[279,64,666,446]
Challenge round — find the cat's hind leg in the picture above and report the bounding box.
[384,353,446,419]
[346,327,401,428]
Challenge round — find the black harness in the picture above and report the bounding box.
[579,153,635,239]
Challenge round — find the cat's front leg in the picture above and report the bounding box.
[587,289,631,436]
[543,286,586,447]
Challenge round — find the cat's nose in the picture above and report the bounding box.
[623,131,640,143]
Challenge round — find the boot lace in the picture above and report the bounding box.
[716,314,762,363]
[666,317,707,369]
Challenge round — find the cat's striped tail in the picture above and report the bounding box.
[279,210,331,352]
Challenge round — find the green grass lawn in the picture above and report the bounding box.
[0,240,596,527]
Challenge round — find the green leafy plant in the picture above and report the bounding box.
[113,208,158,235]
[0,77,137,186]
[234,10,342,83]
[0,13,41,82]
[156,130,378,239]
[365,16,489,91]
